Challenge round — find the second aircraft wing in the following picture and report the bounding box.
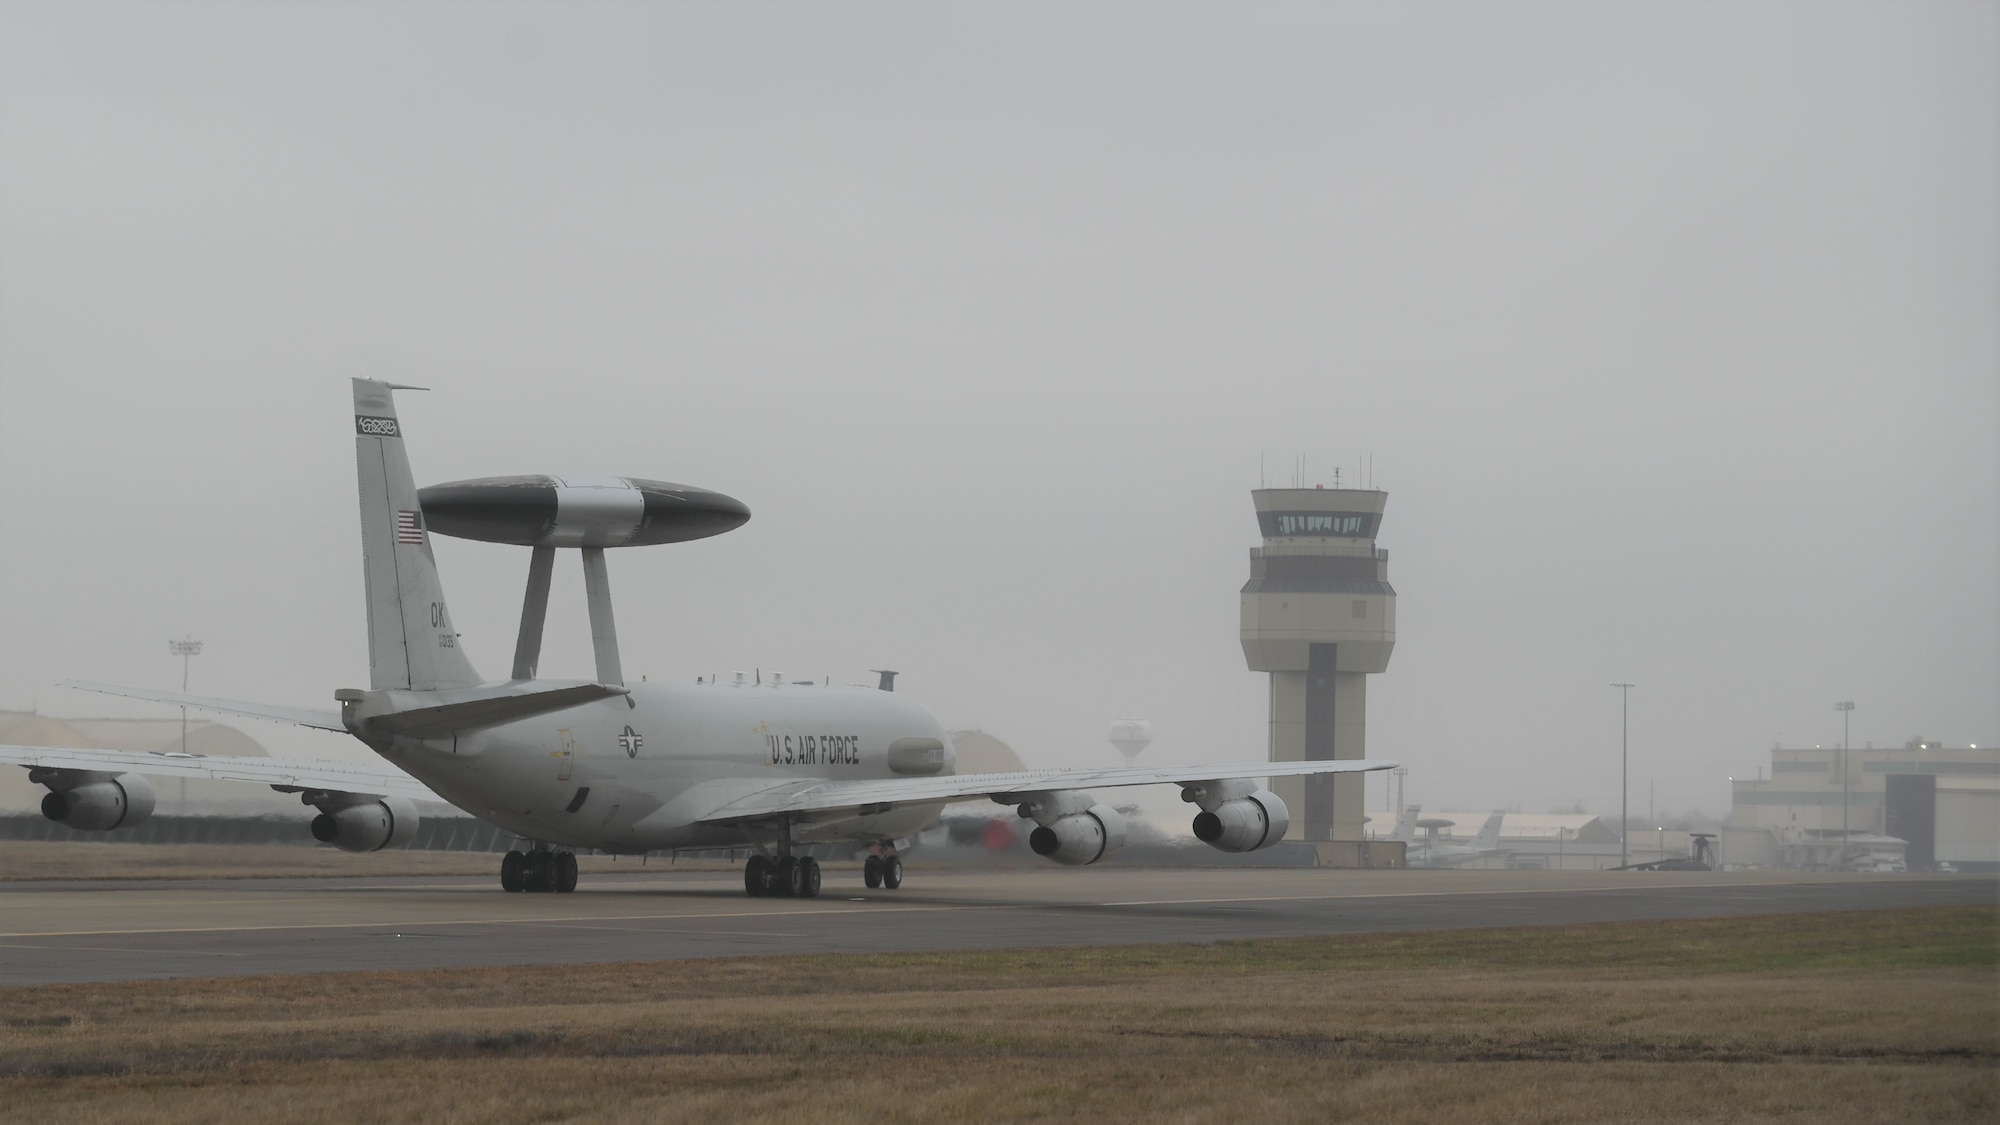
[697,757,1397,824]
[60,680,347,732]
[0,744,442,804]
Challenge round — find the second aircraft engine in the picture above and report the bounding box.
[38,773,156,831]
[1188,786,1289,853]
[310,795,419,853]
[1017,792,1127,866]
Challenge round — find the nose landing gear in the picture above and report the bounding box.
[862,845,902,890]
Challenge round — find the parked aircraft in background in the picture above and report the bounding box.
[3,381,1395,898]
[1380,804,1421,843]
[1411,811,1507,868]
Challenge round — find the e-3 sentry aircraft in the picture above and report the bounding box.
[1410,812,1507,869]
[2,380,1395,899]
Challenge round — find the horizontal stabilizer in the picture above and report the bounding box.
[362,682,629,738]
[60,681,346,732]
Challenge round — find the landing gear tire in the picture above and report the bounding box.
[524,851,555,893]
[799,856,822,899]
[745,855,772,897]
[881,855,903,890]
[777,856,805,898]
[863,855,883,889]
[555,851,579,894]
[501,850,526,893]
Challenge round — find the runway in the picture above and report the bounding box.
[1,867,1990,985]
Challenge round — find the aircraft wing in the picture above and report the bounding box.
[0,744,441,804]
[698,757,1397,824]
[61,680,347,733]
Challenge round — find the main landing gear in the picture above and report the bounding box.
[744,854,822,898]
[501,847,578,893]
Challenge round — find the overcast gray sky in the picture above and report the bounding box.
[2,1,1993,819]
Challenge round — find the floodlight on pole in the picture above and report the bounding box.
[1836,701,1855,868]
[1611,681,1635,869]
[169,638,203,757]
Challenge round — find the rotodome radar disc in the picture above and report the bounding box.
[417,475,750,548]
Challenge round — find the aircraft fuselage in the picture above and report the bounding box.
[371,679,955,853]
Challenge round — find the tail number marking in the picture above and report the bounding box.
[429,601,455,647]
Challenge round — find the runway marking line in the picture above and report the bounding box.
[1095,882,1801,907]
[0,942,246,957]
[325,882,746,892]
[502,923,808,938]
[0,903,974,940]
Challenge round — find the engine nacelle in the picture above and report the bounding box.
[1191,789,1289,853]
[39,773,156,831]
[1028,805,1126,866]
[310,796,419,853]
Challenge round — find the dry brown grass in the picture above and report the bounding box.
[1,906,1993,1123]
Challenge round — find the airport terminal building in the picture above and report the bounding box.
[1723,740,1999,871]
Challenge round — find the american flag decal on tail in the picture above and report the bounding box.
[396,510,425,544]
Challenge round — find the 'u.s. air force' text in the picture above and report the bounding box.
[767,734,861,766]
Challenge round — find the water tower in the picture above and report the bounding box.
[1108,719,1153,765]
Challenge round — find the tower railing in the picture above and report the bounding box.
[1249,545,1389,560]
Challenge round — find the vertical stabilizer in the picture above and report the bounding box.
[353,379,481,691]
[1390,804,1420,843]
[1472,811,1504,851]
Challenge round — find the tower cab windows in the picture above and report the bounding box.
[1260,511,1378,537]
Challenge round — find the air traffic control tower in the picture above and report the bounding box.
[1240,488,1396,842]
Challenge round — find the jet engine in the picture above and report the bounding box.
[37,772,156,831]
[1012,791,1126,866]
[309,795,419,853]
[1182,780,1289,853]
[1029,809,1125,865]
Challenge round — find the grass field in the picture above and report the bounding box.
[2,905,1993,1123]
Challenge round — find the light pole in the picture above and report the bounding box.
[1836,701,1855,869]
[169,637,203,815]
[1611,681,1635,869]
[169,638,203,755]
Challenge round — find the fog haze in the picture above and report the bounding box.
[2,1,1993,820]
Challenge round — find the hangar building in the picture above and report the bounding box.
[1367,809,1631,870]
[1723,739,1998,871]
